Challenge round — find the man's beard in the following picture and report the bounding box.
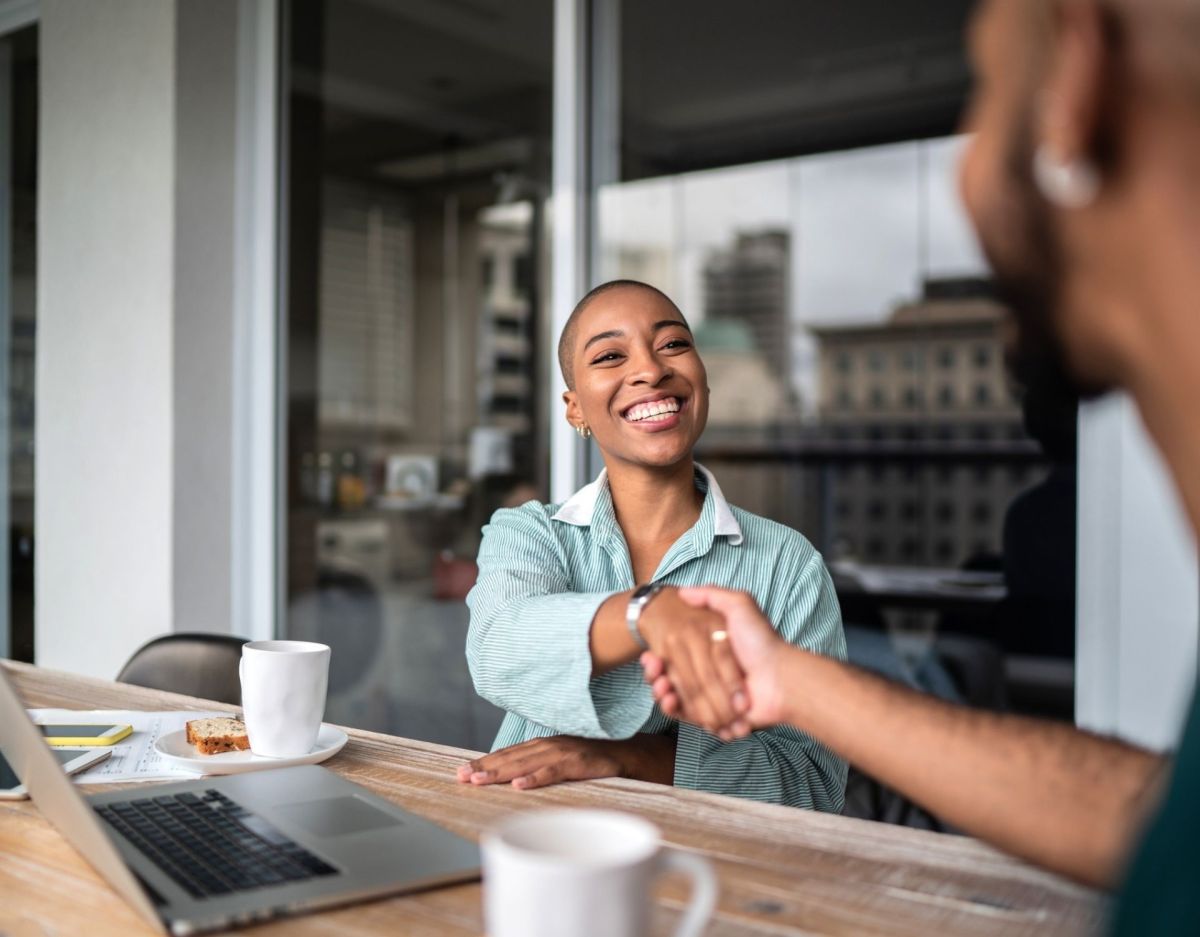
[984,125,1114,405]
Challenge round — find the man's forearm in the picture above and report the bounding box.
[777,648,1165,888]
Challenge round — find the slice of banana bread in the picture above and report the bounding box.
[185,717,250,755]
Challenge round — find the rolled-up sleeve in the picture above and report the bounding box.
[674,550,848,810]
[465,505,653,739]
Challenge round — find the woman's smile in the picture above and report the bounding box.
[619,394,688,433]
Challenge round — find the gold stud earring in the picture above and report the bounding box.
[575,424,591,439]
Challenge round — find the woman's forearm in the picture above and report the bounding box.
[588,589,641,674]
[617,732,677,785]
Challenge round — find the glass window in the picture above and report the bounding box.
[280,0,552,749]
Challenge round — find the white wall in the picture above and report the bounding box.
[1076,393,1199,751]
[36,0,265,679]
[37,0,177,678]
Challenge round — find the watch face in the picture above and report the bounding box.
[633,583,656,600]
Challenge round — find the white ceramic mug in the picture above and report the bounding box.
[239,640,330,758]
[482,809,717,937]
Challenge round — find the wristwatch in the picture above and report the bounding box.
[626,582,665,651]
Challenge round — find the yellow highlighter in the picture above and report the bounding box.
[37,723,133,746]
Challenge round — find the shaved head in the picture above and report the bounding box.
[557,280,688,390]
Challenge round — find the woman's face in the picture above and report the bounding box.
[563,287,709,470]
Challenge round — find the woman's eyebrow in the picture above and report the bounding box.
[583,328,623,351]
[582,320,690,352]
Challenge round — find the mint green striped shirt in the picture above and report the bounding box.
[466,464,847,812]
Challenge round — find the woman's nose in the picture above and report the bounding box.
[628,348,671,385]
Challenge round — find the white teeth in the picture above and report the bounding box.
[625,398,681,422]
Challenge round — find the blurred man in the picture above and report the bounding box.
[644,0,1200,930]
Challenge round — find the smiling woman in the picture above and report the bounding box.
[563,281,709,473]
[460,281,848,810]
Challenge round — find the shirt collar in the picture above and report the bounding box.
[551,463,744,546]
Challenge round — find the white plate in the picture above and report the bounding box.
[154,724,349,776]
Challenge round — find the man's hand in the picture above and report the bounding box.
[455,734,676,790]
[635,587,749,733]
[645,588,1166,888]
[642,587,789,737]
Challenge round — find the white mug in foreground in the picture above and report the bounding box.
[239,640,330,758]
[482,809,717,937]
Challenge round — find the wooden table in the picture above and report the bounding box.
[0,661,1105,936]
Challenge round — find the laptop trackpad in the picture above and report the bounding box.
[274,796,404,838]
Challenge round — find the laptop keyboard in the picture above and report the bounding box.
[95,789,339,899]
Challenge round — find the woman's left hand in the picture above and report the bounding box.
[456,734,674,790]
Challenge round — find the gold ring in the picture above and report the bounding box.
[711,630,728,643]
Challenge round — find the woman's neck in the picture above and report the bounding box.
[605,457,704,548]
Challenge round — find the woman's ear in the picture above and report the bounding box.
[563,390,584,429]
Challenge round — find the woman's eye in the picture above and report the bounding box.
[591,351,623,365]
[662,339,692,351]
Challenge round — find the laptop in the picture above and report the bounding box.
[0,667,480,935]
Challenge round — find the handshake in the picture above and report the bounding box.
[635,586,788,740]
[457,585,803,792]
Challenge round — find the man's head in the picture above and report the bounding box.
[960,0,1200,399]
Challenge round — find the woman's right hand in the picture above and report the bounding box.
[636,587,749,736]
[644,587,791,737]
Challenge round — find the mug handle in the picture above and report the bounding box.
[659,849,717,937]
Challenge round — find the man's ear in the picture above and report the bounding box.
[1039,0,1111,171]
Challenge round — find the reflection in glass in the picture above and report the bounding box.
[281,0,551,748]
[597,128,1076,729]
[598,137,1041,569]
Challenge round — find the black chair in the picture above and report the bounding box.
[116,633,248,705]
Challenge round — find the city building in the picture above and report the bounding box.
[703,230,793,394]
[812,279,1033,565]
